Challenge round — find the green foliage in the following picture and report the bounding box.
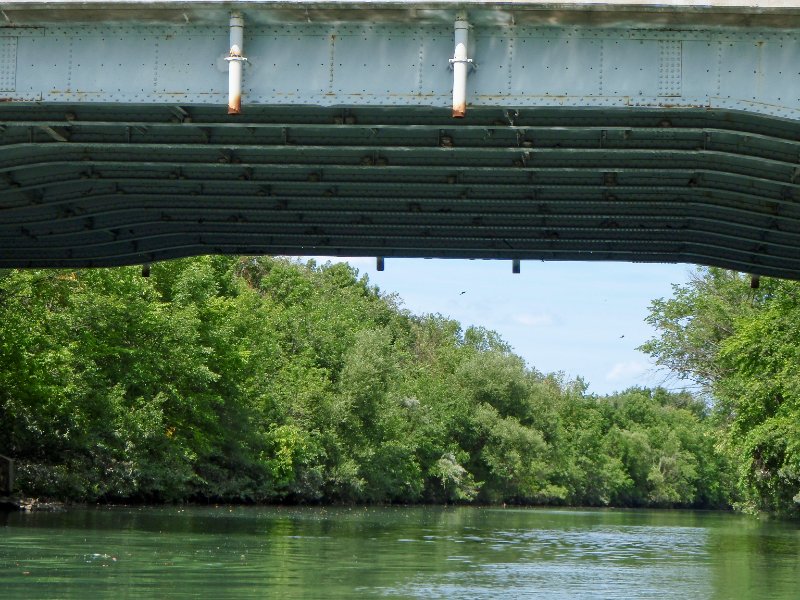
[0,259,730,509]
[639,269,757,389]
[429,452,480,502]
[641,267,800,516]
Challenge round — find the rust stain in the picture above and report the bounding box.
[228,94,241,115]
[452,102,466,119]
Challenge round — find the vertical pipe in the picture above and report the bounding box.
[451,17,470,118]
[227,11,245,115]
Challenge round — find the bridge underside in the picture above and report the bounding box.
[4,4,800,276]
[2,103,800,278]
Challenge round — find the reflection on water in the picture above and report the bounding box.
[0,506,798,599]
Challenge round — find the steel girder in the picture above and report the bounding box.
[1,104,800,278]
[3,9,800,275]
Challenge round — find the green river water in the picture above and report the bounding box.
[1,506,798,599]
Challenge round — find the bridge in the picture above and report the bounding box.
[3,1,800,278]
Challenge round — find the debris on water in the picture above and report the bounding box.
[17,498,66,512]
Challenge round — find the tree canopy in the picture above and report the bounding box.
[640,268,800,516]
[0,258,731,508]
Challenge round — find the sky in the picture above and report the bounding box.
[309,257,695,396]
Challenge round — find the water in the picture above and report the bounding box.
[1,506,798,599]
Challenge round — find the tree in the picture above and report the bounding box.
[641,267,799,515]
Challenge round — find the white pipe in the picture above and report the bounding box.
[451,17,470,118]
[226,11,246,115]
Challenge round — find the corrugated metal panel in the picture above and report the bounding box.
[1,104,799,278]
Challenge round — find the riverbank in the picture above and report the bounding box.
[1,496,70,512]
[2,493,744,516]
